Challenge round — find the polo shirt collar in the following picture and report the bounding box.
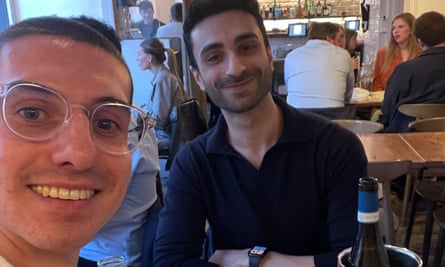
[205,95,315,155]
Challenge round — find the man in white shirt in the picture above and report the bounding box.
[156,3,183,38]
[284,22,355,109]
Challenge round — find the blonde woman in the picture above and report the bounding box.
[137,38,186,150]
[372,13,420,91]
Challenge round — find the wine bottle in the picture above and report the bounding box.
[349,177,389,267]
[302,0,309,18]
[316,0,322,17]
[309,0,316,17]
[322,0,329,16]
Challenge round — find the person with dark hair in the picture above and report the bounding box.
[344,28,360,83]
[0,16,150,267]
[153,0,367,266]
[73,16,161,267]
[137,38,185,151]
[132,1,164,38]
[380,11,445,133]
[285,21,355,109]
[72,15,122,52]
[156,2,183,38]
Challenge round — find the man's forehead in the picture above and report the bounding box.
[191,10,261,45]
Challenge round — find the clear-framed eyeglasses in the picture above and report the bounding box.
[1,81,153,155]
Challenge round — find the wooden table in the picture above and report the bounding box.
[349,91,384,108]
[358,133,424,167]
[359,132,445,226]
[400,132,445,169]
[349,91,384,119]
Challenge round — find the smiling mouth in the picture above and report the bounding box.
[30,185,95,200]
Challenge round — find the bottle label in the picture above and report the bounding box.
[358,191,378,212]
[357,211,379,223]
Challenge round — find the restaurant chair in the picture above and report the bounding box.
[332,119,384,134]
[408,116,445,132]
[299,106,357,120]
[368,160,411,245]
[404,117,445,266]
[398,103,445,120]
[405,180,445,266]
[433,208,445,267]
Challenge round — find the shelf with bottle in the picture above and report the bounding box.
[259,0,354,20]
[263,15,360,36]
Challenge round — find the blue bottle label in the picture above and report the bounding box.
[358,190,379,223]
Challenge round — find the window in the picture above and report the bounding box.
[0,0,10,31]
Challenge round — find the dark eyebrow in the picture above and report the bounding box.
[199,32,260,58]
[97,96,130,106]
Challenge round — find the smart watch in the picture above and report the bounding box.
[248,246,268,267]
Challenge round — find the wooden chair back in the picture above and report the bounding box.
[332,119,384,134]
[368,160,412,244]
[399,103,445,119]
[409,117,445,132]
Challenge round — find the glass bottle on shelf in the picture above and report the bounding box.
[282,4,289,18]
[302,0,309,18]
[296,0,303,18]
[261,4,267,19]
[322,0,330,16]
[289,1,297,18]
[309,0,316,18]
[268,4,274,19]
[349,177,390,267]
[273,1,281,19]
[316,0,323,17]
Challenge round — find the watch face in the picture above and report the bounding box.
[249,246,267,257]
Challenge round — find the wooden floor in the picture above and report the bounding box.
[391,192,444,267]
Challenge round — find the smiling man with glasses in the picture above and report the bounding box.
[0,16,149,266]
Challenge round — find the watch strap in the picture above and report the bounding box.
[249,253,261,267]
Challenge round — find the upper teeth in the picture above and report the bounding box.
[31,185,95,200]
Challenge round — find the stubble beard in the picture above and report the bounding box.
[204,65,273,114]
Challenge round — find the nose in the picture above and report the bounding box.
[225,52,247,76]
[51,109,98,169]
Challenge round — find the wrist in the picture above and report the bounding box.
[248,246,268,267]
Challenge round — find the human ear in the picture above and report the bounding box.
[190,66,206,92]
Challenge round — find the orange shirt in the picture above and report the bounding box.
[372,47,421,91]
[372,47,402,91]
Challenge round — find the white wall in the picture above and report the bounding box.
[404,0,445,16]
[7,0,181,26]
[8,0,114,25]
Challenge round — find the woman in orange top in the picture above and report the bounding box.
[372,13,420,91]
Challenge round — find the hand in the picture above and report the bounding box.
[352,56,359,70]
[209,249,250,267]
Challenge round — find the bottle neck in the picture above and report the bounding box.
[357,190,379,223]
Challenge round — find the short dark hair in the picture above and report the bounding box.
[72,15,122,53]
[139,1,154,11]
[183,0,269,70]
[308,22,340,40]
[0,16,133,101]
[414,11,445,47]
[171,3,183,22]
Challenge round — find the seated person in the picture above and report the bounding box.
[285,22,355,109]
[380,11,445,132]
[79,125,161,267]
[372,12,420,92]
[137,38,186,151]
[156,2,183,38]
[153,1,367,266]
[132,1,164,38]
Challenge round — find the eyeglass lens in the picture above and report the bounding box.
[2,83,146,155]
